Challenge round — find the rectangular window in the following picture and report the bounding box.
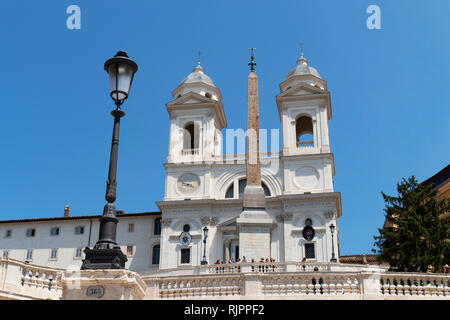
[50,227,60,236]
[26,229,35,237]
[180,248,190,264]
[26,249,33,261]
[75,248,83,258]
[74,226,84,235]
[128,223,134,233]
[2,250,9,258]
[50,249,58,260]
[126,245,134,256]
[5,230,12,238]
[305,243,315,259]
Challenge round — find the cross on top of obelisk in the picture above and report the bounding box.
[248,47,256,72]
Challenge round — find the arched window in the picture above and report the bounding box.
[154,218,161,235]
[152,244,160,265]
[225,184,234,198]
[183,122,199,151]
[296,115,314,148]
[225,178,271,199]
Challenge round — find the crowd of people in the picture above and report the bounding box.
[213,257,276,264]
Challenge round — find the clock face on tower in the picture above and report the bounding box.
[177,173,200,195]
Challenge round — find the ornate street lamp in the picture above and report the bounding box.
[81,51,138,270]
[329,223,337,263]
[201,226,209,265]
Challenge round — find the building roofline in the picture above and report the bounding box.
[0,211,161,225]
[421,164,450,187]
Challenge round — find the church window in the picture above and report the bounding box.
[305,243,315,259]
[225,183,234,198]
[152,244,160,265]
[296,115,314,148]
[154,218,161,235]
[238,179,271,198]
[128,223,134,233]
[5,230,12,238]
[183,122,199,152]
[180,248,191,264]
[225,179,271,199]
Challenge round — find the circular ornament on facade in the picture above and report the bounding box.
[303,226,315,241]
[179,232,192,246]
[294,166,319,189]
[177,173,200,195]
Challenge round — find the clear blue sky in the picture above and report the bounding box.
[0,0,448,255]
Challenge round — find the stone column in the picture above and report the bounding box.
[276,215,285,262]
[224,240,231,262]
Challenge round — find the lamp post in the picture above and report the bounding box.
[81,51,138,270]
[201,226,209,265]
[329,223,337,263]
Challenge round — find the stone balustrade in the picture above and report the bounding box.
[261,273,361,297]
[0,258,63,300]
[1,258,449,300]
[380,273,450,298]
[157,275,242,299]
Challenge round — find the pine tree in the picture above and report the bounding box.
[373,176,450,273]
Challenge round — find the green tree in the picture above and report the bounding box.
[373,176,450,273]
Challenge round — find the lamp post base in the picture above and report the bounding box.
[200,260,208,265]
[81,247,128,270]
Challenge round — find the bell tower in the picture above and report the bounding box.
[276,50,332,157]
[276,50,335,195]
[166,60,226,164]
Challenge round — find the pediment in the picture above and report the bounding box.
[167,91,215,106]
[217,216,238,230]
[278,83,325,98]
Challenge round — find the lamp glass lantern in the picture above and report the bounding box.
[104,51,138,106]
[329,223,336,234]
[203,226,209,238]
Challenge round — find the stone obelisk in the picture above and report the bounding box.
[237,49,273,260]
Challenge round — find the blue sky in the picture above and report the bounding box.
[0,0,448,255]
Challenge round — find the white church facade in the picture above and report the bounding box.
[159,52,340,269]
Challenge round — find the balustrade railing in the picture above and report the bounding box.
[0,258,63,300]
[380,273,450,298]
[158,276,242,299]
[261,273,360,297]
[181,148,199,156]
[297,141,314,148]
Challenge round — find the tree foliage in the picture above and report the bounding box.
[373,176,450,273]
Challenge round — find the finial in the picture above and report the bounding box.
[248,47,256,72]
[197,51,202,65]
[297,42,308,65]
